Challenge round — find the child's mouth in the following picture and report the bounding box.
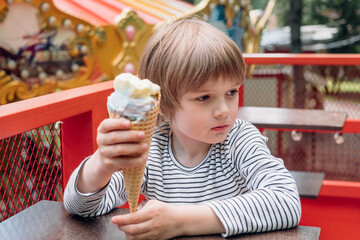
[211,125,229,132]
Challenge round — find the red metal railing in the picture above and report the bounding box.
[1,54,360,240]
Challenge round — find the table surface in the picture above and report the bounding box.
[0,200,320,240]
[237,107,347,131]
[290,171,325,198]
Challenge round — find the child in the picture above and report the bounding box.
[64,18,301,239]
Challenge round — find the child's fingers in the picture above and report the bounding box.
[117,222,150,237]
[112,214,151,237]
[98,130,145,145]
[111,202,173,239]
[111,210,151,226]
[104,154,148,170]
[98,150,148,171]
[98,118,130,133]
[100,143,148,158]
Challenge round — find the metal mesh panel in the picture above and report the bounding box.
[0,123,63,222]
[245,64,360,181]
[263,131,360,181]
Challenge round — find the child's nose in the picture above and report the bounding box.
[214,99,230,118]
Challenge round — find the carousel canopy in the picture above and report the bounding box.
[53,0,194,26]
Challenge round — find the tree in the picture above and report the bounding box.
[289,0,305,109]
[290,0,303,53]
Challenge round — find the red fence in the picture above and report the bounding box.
[0,81,112,221]
[1,54,360,240]
[0,123,62,221]
[242,54,360,240]
[244,54,360,182]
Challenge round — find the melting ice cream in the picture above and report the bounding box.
[107,73,160,121]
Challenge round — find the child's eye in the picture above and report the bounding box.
[227,89,239,96]
[196,95,210,101]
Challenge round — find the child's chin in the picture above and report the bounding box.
[207,134,228,144]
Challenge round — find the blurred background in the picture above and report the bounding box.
[1,1,359,231]
[185,0,360,54]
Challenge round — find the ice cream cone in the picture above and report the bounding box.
[108,93,161,213]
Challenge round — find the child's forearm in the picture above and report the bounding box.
[77,150,114,193]
[175,204,225,236]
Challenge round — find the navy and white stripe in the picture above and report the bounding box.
[64,119,301,237]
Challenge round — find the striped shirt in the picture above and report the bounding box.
[64,119,301,237]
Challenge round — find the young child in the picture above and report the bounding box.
[64,18,301,239]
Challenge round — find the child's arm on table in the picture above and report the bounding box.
[111,161,300,240]
[111,200,225,240]
[64,118,148,216]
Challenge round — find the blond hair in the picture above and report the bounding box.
[138,17,246,121]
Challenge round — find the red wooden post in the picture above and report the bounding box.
[300,180,360,240]
[61,112,93,188]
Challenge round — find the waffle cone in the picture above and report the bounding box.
[107,93,161,213]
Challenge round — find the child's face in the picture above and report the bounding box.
[171,77,241,145]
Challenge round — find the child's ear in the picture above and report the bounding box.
[158,109,169,121]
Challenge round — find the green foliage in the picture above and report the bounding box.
[274,0,291,27]
[252,0,269,9]
[274,0,360,53]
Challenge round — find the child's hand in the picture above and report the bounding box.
[96,118,149,173]
[76,118,148,194]
[111,200,181,240]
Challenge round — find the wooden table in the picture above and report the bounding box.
[237,107,347,131]
[0,200,320,240]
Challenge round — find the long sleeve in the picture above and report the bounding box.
[63,158,128,217]
[206,122,301,237]
[63,120,301,237]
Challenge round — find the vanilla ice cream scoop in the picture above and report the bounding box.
[107,73,160,122]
